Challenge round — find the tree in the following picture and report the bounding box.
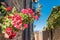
[44,6,60,40]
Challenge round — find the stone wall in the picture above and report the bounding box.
[35,28,60,40]
[34,30,49,40]
[43,31,49,40]
[45,27,60,40]
[52,27,60,40]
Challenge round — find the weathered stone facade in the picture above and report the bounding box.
[47,6,60,40]
[52,27,60,40]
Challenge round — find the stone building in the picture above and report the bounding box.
[47,6,60,40]
[34,30,49,40]
[34,31,39,40]
[34,6,60,40]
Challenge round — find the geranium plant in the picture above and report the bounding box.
[0,3,39,39]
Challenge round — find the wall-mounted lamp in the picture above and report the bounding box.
[32,0,38,2]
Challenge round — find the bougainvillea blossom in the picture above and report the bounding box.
[13,23,22,30]
[8,16,12,18]
[34,15,39,20]
[12,14,23,30]
[5,27,12,35]
[0,4,39,39]
[24,23,28,28]
[6,7,12,11]
[21,9,28,14]
[27,8,34,15]
[5,27,16,39]
[9,32,16,39]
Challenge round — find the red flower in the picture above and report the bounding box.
[9,32,16,39]
[24,23,28,28]
[5,27,12,35]
[27,8,34,15]
[34,15,39,20]
[12,14,23,22]
[8,16,12,18]
[13,23,22,30]
[21,9,28,14]
[12,14,23,30]
[5,27,17,39]
[6,7,12,11]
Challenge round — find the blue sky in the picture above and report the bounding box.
[34,0,60,31]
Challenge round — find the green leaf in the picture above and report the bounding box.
[1,6,6,10]
[12,7,17,13]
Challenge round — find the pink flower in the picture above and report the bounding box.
[21,9,28,14]
[5,27,12,35]
[34,15,39,20]
[27,8,34,15]
[5,29,16,39]
[24,23,28,28]
[6,7,12,11]
[12,14,23,30]
[12,14,23,22]
[13,23,22,30]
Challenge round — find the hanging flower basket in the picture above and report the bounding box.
[0,3,39,39]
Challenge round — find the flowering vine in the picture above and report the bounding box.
[0,3,39,39]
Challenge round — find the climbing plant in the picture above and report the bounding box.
[0,3,39,39]
[44,6,60,31]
